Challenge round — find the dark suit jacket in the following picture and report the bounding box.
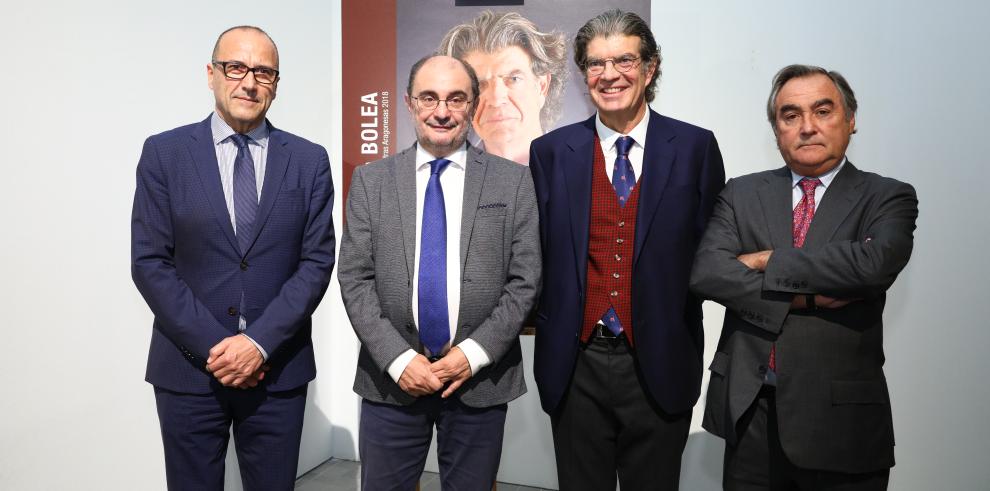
[132,115,335,394]
[338,143,541,408]
[690,162,918,473]
[529,110,725,415]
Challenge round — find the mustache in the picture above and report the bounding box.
[427,118,457,129]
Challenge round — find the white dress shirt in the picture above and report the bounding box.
[790,158,846,209]
[386,143,492,383]
[596,108,650,182]
[210,112,269,360]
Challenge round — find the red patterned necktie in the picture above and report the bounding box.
[792,177,822,248]
[769,177,822,372]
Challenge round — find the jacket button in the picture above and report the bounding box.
[228,307,238,316]
[240,261,248,271]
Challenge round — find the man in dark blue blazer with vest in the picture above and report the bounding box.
[131,26,334,490]
[529,10,725,490]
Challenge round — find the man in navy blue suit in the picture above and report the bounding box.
[529,10,724,490]
[131,26,334,490]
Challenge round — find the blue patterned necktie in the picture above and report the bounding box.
[418,158,452,356]
[612,136,636,207]
[230,134,258,255]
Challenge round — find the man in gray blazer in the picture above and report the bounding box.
[690,65,918,490]
[338,55,540,490]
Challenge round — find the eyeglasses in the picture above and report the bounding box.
[582,55,641,76]
[212,60,279,85]
[411,95,471,112]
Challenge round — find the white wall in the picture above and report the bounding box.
[0,1,341,489]
[2,1,988,490]
[653,1,990,490]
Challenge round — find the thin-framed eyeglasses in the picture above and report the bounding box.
[212,60,280,84]
[411,95,471,112]
[583,55,642,76]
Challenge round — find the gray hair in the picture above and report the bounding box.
[438,11,568,131]
[573,9,661,102]
[766,64,857,130]
[212,26,279,67]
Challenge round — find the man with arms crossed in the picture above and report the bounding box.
[131,26,335,490]
[529,9,725,490]
[691,64,918,490]
[338,55,540,490]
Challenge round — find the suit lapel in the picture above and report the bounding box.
[757,167,794,250]
[459,144,486,273]
[802,162,864,249]
[188,116,239,252]
[246,124,290,252]
[393,146,418,283]
[633,110,676,266]
[564,117,596,295]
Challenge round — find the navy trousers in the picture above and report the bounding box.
[154,384,307,491]
[359,395,507,491]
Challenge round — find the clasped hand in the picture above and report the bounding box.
[398,347,472,399]
[205,334,268,389]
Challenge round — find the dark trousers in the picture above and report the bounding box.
[359,395,507,491]
[153,384,307,491]
[551,336,691,491]
[724,387,890,491]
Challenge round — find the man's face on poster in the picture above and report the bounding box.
[464,46,550,159]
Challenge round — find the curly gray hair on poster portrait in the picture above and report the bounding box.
[438,10,568,131]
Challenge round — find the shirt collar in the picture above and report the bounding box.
[595,108,650,150]
[415,142,468,172]
[791,157,846,189]
[211,111,270,149]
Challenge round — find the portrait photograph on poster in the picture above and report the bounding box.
[342,0,649,203]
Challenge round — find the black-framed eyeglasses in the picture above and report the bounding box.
[582,55,642,76]
[411,95,471,112]
[212,60,280,84]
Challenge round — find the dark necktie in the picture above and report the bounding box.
[612,136,636,207]
[418,158,452,356]
[769,177,822,373]
[230,134,258,255]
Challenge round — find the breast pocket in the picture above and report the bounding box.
[262,188,306,244]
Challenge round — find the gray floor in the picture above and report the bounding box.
[294,458,551,491]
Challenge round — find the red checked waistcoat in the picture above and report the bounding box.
[580,136,640,346]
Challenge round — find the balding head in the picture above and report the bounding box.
[212,26,279,68]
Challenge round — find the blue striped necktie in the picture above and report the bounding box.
[612,136,636,207]
[418,158,452,356]
[230,134,258,255]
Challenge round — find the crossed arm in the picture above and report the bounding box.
[690,177,918,333]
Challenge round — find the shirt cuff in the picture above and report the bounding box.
[239,333,269,361]
[386,349,418,383]
[457,338,492,376]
